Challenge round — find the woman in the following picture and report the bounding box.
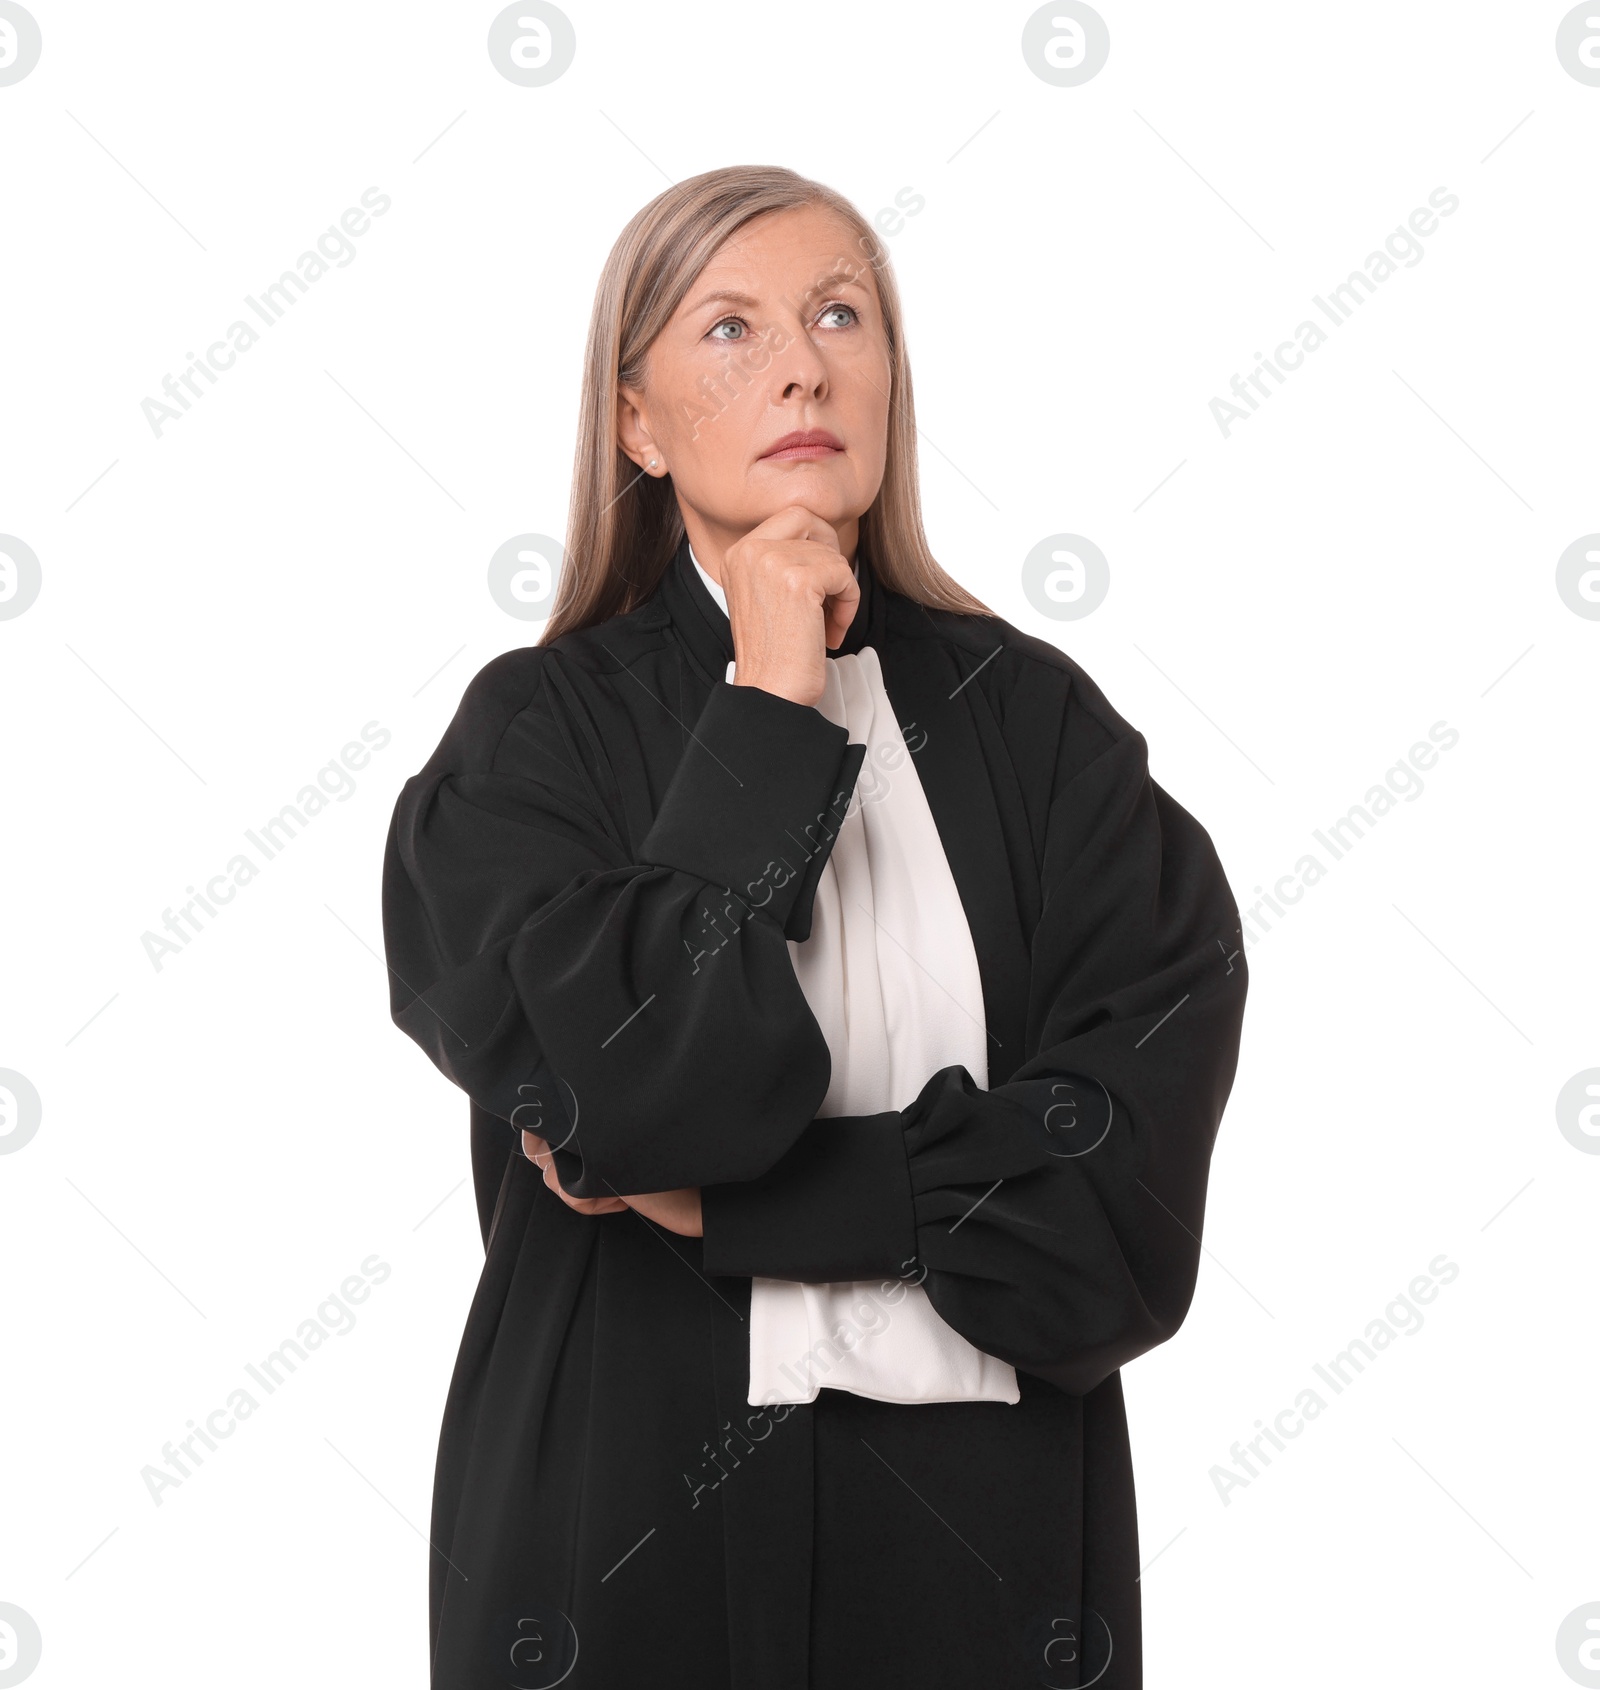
[382,165,1248,1689]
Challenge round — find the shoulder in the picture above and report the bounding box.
[420,597,670,779]
[881,591,1172,880]
[882,589,1137,770]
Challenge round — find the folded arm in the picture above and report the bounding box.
[699,726,1249,1396]
[383,651,865,1197]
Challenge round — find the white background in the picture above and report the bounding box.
[2,2,1596,1685]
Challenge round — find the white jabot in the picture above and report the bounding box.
[689,545,1020,1408]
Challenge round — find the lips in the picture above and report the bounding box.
[759,429,845,461]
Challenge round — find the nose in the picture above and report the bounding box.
[769,318,829,403]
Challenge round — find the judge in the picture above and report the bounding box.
[382,164,1248,1689]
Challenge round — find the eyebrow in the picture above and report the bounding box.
[684,274,873,317]
[686,288,762,313]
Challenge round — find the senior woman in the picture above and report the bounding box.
[382,164,1248,1690]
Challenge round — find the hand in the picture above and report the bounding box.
[721,505,859,708]
[610,1186,704,1238]
[522,1132,704,1238]
[522,1131,627,1215]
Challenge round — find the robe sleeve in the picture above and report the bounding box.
[698,718,1248,1398]
[382,650,866,1198]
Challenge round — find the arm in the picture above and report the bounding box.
[382,649,865,1198]
[699,723,1249,1397]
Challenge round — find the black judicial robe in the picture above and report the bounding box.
[381,537,1248,1689]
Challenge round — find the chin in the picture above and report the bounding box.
[751,498,857,532]
[752,465,858,515]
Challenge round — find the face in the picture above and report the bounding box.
[616,202,893,569]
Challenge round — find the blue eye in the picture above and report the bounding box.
[708,317,747,341]
[818,303,858,328]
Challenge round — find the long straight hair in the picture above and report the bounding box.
[541,165,993,644]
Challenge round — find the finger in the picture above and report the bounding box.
[523,1132,567,1201]
[813,550,860,648]
[779,534,854,611]
[526,1143,628,1216]
[823,582,861,650]
[788,506,841,553]
[561,1192,629,1215]
[791,508,842,555]
[746,503,841,554]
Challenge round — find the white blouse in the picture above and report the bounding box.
[689,546,1020,1408]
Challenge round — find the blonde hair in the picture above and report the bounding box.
[541,164,993,643]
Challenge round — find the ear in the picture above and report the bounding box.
[616,386,663,475]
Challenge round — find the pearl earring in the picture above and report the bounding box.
[648,458,659,470]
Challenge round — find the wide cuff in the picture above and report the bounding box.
[638,680,865,941]
[699,1111,918,1282]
